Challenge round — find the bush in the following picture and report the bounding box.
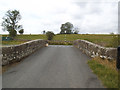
[19,29,24,34]
[46,31,55,40]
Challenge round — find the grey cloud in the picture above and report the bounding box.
[73,2,88,8]
[71,2,103,21]
[0,0,118,34]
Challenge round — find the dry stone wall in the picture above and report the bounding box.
[73,39,117,60]
[2,39,47,65]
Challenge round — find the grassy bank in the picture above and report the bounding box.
[87,57,119,88]
[2,34,117,47]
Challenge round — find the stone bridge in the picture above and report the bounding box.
[1,39,117,88]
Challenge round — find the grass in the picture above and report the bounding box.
[2,40,26,45]
[53,34,118,47]
[2,34,47,45]
[2,34,118,47]
[3,34,47,40]
[87,57,119,88]
[48,40,73,45]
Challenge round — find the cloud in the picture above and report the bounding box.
[0,0,118,34]
[72,2,118,34]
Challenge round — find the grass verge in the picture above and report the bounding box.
[87,57,119,88]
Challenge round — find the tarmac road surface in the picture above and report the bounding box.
[3,45,104,88]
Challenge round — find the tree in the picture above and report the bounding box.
[1,10,23,38]
[110,32,114,35]
[74,30,79,34]
[19,29,24,35]
[43,30,46,34]
[60,22,73,34]
[9,29,17,38]
[46,31,55,40]
[73,27,79,34]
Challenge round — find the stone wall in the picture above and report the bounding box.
[73,39,117,60]
[2,39,47,65]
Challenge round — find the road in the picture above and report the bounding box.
[3,45,104,88]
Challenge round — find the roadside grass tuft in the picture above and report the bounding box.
[87,57,118,88]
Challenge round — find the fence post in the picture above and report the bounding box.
[117,46,120,70]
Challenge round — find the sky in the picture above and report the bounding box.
[0,0,119,34]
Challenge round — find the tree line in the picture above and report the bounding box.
[1,10,79,40]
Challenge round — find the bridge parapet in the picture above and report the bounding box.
[73,39,117,60]
[2,39,47,65]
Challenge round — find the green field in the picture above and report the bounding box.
[53,34,118,47]
[2,34,118,47]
